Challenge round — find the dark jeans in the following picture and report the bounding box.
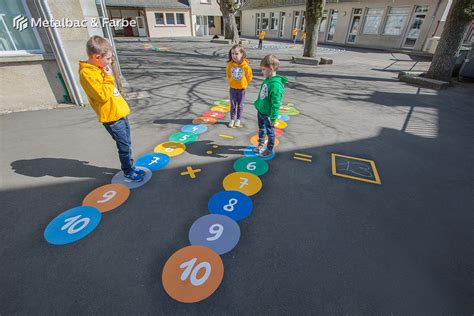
[258,39,263,49]
[257,112,275,150]
[292,35,297,43]
[229,88,246,120]
[103,116,133,174]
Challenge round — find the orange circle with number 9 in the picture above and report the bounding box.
[192,117,216,126]
[162,245,224,303]
[250,135,280,147]
[82,183,130,213]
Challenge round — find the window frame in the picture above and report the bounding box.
[0,0,45,56]
[154,11,187,26]
[270,12,278,30]
[382,6,410,36]
[362,7,384,35]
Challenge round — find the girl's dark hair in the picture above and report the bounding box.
[228,44,247,62]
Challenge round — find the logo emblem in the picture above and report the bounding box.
[231,67,243,80]
[13,15,29,31]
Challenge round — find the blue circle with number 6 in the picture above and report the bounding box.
[135,153,170,172]
[208,190,253,221]
[44,206,102,245]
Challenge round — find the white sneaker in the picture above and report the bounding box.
[228,120,235,128]
[234,120,241,127]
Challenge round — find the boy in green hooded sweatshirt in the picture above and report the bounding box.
[253,54,288,157]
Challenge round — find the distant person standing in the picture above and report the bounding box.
[291,28,299,44]
[258,30,266,49]
[301,31,307,45]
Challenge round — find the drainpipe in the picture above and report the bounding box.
[35,0,85,106]
[97,0,121,77]
[421,0,443,51]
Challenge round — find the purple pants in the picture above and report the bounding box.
[229,88,246,120]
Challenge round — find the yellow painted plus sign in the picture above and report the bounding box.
[180,166,201,179]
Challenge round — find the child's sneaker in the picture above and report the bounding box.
[253,144,264,153]
[124,170,144,183]
[234,119,241,127]
[228,120,235,128]
[259,148,273,157]
[133,167,146,177]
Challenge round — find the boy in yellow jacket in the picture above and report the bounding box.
[226,44,253,127]
[258,30,266,49]
[79,35,143,182]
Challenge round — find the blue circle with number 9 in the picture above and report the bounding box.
[208,190,253,221]
[189,214,241,255]
[135,153,170,172]
[44,206,102,245]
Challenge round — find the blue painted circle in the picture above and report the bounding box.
[189,214,241,255]
[208,190,253,221]
[44,206,102,245]
[135,153,170,172]
[111,167,152,189]
[243,145,275,161]
[277,114,290,122]
[181,124,208,135]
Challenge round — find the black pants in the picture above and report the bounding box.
[258,39,263,49]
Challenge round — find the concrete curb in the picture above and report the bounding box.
[398,71,450,90]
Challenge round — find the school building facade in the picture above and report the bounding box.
[104,0,223,38]
[240,0,455,53]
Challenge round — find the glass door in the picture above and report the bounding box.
[403,6,429,48]
[326,9,338,41]
[346,8,362,43]
[279,12,285,38]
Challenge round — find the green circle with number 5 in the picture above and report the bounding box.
[169,132,198,144]
[233,157,269,176]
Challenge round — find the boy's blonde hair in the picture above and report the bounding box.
[86,35,113,56]
[260,54,280,71]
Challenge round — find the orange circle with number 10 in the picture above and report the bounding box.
[82,183,130,213]
[162,245,224,303]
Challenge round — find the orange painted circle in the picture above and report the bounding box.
[192,117,217,126]
[211,106,230,113]
[82,183,130,213]
[249,135,280,147]
[162,245,224,303]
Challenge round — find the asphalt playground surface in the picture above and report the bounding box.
[1,37,473,315]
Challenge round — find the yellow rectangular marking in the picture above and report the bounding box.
[294,153,312,158]
[219,134,234,139]
[293,156,312,162]
[331,153,381,185]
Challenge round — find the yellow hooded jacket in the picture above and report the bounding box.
[226,59,253,90]
[79,61,130,123]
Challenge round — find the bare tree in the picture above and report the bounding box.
[426,0,474,82]
[217,0,243,43]
[303,0,325,57]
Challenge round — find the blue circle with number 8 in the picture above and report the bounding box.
[189,214,241,255]
[44,206,102,245]
[208,191,253,221]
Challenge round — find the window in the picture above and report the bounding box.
[166,13,175,25]
[176,13,185,25]
[256,12,261,35]
[155,13,165,25]
[363,8,384,34]
[200,0,211,3]
[155,12,186,25]
[383,7,410,35]
[300,11,305,31]
[261,13,269,30]
[0,0,43,54]
[319,10,328,32]
[270,12,278,30]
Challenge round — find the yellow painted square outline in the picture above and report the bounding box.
[331,153,381,185]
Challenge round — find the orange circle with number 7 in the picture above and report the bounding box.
[250,135,280,147]
[82,183,130,213]
[162,245,224,303]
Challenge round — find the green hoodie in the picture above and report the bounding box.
[254,74,288,122]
